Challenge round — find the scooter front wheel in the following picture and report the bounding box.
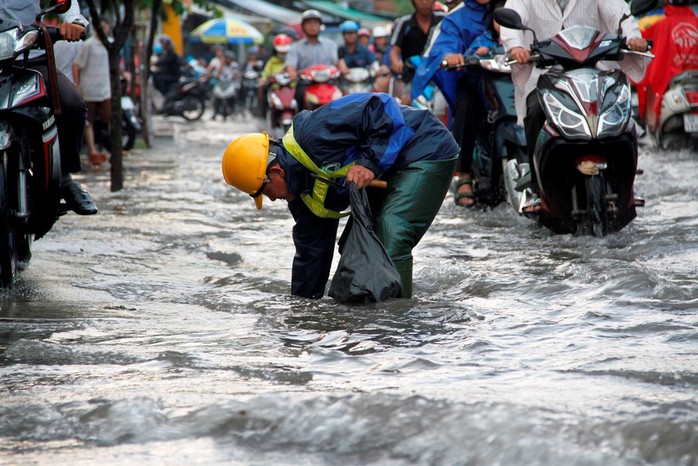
[122,120,137,151]
[0,157,18,287]
[582,174,609,238]
[181,96,206,121]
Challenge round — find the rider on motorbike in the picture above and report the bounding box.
[0,0,97,215]
[411,0,492,207]
[284,10,339,108]
[337,20,376,74]
[259,34,293,120]
[211,50,240,120]
[634,0,698,124]
[152,36,183,95]
[501,0,649,214]
[389,0,445,104]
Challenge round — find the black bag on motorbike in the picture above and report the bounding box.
[328,184,402,303]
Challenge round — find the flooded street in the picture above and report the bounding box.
[1,114,697,465]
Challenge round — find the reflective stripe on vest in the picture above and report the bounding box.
[283,126,354,219]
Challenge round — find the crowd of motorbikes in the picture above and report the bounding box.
[438,0,695,239]
[1,0,695,287]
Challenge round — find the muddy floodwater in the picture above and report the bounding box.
[1,115,697,466]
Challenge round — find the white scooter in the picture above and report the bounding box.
[645,70,698,150]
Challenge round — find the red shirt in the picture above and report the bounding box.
[636,5,698,120]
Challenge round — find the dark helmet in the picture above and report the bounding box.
[667,0,690,5]
[301,9,323,24]
[489,0,507,12]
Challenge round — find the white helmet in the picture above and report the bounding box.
[372,26,389,38]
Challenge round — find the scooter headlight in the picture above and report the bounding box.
[541,89,592,140]
[0,30,19,61]
[597,82,631,138]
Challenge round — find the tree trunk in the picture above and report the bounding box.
[108,54,123,192]
[140,0,162,149]
[83,0,135,192]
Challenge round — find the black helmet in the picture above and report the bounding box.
[667,0,691,5]
[489,0,507,12]
[301,9,323,24]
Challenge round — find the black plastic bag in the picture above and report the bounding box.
[328,184,402,303]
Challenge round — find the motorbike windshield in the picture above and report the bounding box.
[557,26,598,51]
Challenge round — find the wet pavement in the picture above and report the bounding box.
[1,112,697,465]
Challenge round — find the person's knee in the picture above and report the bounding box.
[376,214,414,262]
[61,93,87,123]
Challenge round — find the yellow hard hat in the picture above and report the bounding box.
[222,132,271,210]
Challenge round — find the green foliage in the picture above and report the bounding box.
[394,0,415,15]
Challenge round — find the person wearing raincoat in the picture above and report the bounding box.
[221,93,459,299]
[635,0,698,125]
[411,0,491,207]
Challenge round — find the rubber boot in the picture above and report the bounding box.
[394,259,413,299]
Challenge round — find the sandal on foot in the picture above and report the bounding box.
[89,152,107,165]
[454,177,476,207]
[522,195,542,216]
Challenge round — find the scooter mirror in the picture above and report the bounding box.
[50,0,72,15]
[493,8,526,31]
[630,0,658,17]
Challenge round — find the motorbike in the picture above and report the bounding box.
[212,70,241,121]
[298,65,343,110]
[94,77,142,152]
[644,70,698,150]
[339,67,375,95]
[266,72,297,138]
[242,68,260,115]
[0,0,77,286]
[387,56,420,105]
[150,64,208,121]
[442,51,529,209]
[494,0,657,237]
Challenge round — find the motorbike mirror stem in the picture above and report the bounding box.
[493,8,538,49]
[616,0,659,35]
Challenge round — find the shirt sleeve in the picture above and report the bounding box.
[73,40,88,69]
[499,0,529,51]
[284,43,299,69]
[352,94,414,175]
[390,16,409,48]
[59,0,89,27]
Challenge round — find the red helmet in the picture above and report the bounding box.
[273,33,292,53]
[433,1,448,13]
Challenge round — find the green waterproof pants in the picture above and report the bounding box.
[369,157,457,298]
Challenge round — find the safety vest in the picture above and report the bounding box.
[282,127,354,219]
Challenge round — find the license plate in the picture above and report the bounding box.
[683,113,698,133]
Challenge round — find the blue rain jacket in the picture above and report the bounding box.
[411,0,489,111]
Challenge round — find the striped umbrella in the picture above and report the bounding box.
[190,17,263,45]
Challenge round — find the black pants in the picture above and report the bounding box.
[294,81,309,110]
[31,63,87,175]
[451,77,484,174]
[524,91,546,191]
[154,74,178,96]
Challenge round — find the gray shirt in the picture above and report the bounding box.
[284,37,339,71]
[0,0,89,59]
[0,0,88,28]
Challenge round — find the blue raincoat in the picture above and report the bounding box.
[411,0,489,113]
[276,93,459,299]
